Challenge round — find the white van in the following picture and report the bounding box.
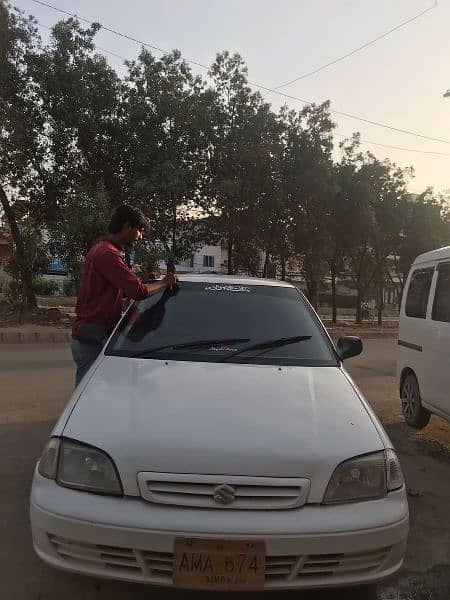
[397,246,450,429]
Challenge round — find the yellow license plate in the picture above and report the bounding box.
[173,538,266,589]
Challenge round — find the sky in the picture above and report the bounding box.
[16,0,450,195]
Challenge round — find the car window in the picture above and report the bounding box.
[405,268,434,319]
[105,282,337,366]
[432,263,450,323]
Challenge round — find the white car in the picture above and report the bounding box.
[398,246,450,428]
[30,275,408,591]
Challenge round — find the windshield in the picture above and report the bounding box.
[105,281,337,366]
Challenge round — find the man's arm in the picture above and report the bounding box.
[97,249,176,300]
[145,277,177,296]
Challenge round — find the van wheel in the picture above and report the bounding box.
[401,374,431,429]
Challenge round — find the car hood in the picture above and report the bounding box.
[63,357,385,501]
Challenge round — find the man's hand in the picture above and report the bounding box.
[145,273,178,297]
[162,273,178,289]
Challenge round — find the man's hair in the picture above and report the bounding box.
[109,205,150,234]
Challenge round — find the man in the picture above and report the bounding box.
[71,205,176,386]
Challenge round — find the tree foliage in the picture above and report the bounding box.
[47,181,110,288]
[1,1,448,324]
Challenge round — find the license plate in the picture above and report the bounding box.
[173,538,265,589]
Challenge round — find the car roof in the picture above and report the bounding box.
[413,246,450,265]
[176,274,295,288]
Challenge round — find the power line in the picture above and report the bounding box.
[34,20,450,158]
[267,1,437,93]
[29,0,208,70]
[35,22,450,158]
[27,0,450,146]
[254,84,450,146]
[335,134,450,157]
[36,22,128,61]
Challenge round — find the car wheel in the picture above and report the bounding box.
[401,373,431,429]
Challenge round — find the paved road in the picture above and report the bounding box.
[0,340,449,599]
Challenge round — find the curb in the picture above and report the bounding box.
[0,330,71,344]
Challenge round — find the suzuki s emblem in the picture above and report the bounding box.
[213,483,236,505]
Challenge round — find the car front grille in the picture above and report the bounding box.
[137,472,310,510]
[48,535,392,586]
[272,547,392,582]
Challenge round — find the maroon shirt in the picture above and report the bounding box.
[72,239,149,337]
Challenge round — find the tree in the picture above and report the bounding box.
[280,103,335,308]
[335,137,377,324]
[121,49,212,268]
[30,17,124,208]
[325,163,353,324]
[206,51,274,274]
[1,5,123,307]
[394,190,450,299]
[5,223,48,309]
[0,2,47,307]
[366,158,410,324]
[47,182,110,289]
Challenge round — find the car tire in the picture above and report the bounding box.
[401,373,431,429]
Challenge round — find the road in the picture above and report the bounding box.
[0,339,449,599]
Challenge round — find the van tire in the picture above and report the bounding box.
[401,373,431,429]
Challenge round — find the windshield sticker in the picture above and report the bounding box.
[204,284,251,293]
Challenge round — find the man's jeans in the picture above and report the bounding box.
[71,339,102,387]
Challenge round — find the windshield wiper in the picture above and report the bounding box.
[128,338,251,358]
[219,335,312,362]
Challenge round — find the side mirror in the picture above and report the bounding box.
[337,336,363,361]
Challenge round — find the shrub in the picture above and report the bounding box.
[33,277,60,296]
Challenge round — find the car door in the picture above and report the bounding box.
[426,261,450,418]
[399,266,435,403]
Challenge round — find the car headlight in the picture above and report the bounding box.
[38,437,123,496]
[324,450,404,504]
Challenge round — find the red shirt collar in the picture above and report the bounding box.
[104,236,124,252]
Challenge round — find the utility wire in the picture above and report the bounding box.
[267,1,438,93]
[36,22,128,61]
[30,0,208,70]
[35,22,450,157]
[27,0,450,147]
[335,134,450,156]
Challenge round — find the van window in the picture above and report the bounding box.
[432,264,450,323]
[405,268,434,319]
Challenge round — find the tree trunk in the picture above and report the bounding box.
[227,237,233,275]
[391,253,404,310]
[330,263,337,325]
[263,247,270,278]
[309,280,319,310]
[280,255,286,281]
[303,255,320,309]
[377,264,384,326]
[356,283,362,325]
[167,199,177,274]
[0,186,37,308]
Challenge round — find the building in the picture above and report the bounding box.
[166,244,230,274]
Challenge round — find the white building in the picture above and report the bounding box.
[167,244,230,274]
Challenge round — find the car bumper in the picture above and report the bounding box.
[30,472,409,590]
